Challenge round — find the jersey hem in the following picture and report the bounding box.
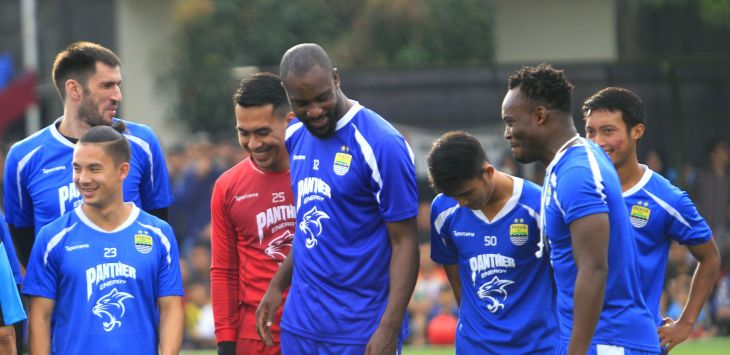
[280,321,370,345]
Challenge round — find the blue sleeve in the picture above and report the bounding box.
[22,230,59,299]
[0,215,22,284]
[666,192,713,246]
[3,146,33,228]
[430,199,458,265]
[374,134,418,222]
[139,127,173,211]
[0,242,26,324]
[157,223,183,297]
[555,165,609,224]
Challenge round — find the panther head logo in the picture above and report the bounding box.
[265,230,294,263]
[477,276,514,313]
[92,288,134,332]
[299,206,330,248]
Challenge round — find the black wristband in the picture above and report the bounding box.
[218,341,236,355]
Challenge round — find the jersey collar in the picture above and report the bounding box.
[50,116,76,148]
[470,176,524,224]
[74,203,141,233]
[334,100,363,131]
[622,164,653,197]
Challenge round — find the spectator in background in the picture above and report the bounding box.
[644,148,678,184]
[692,140,730,249]
[171,134,224,254]
[408,243,448,347]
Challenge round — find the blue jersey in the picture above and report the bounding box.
[0,213,22,284]
[624,166,712,325]
[542,137,659,352]
[430,177,558,354]
[4,117,173,234]
[282,102,418,344]
[0,240,26,325]
[22,205,183,355]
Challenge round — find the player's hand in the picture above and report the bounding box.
[256,288,282,347]
[657,316,692,353]
[217,341,236,355]
[365,325,398,355]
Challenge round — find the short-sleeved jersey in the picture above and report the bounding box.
[22,204,183,355]
[0,240,26,325]
[542,137,659,352]
[210,158,295,343]
[282,102,418,344]
[624,166,712,325]
[430,177,558,354]
[4,117,173,234]
[0,213,22,284]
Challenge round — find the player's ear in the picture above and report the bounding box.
[66,79,83,101]
[332,68,340,87]
[534,105,548,125]
[118,162,130,180]
[285,111,295,124]
[482,162,495,179]
[631,123,645,140]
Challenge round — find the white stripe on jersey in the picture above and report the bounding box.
[285,122,303,141]
[353,124,383,203]
[643,188,691,228]
[334,101,362,130]
[434,203,459,235]
[16,146,42,210]
[125,135,154,185]
[582,138,607,203]
[44,223,77,266]
[137,222,173,267]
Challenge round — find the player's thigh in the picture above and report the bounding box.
[280,330,403,355]
[236,338,280,355]
[556,343,661,355]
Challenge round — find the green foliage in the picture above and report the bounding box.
[157,0,494,135]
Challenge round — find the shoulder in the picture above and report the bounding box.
[120,120,162,149]
[351,106,404,144]
[36,212,79,244]
[285,119,305,143]
[216,158,252,186]
[7,125,53,160]
[516,177,542,208]
[431,194,459,233]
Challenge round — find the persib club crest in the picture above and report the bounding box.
[333,146,352,176]
[630,202,651,228]
[134,232,153,254]
[509,219,528,246]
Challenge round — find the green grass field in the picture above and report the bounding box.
[181,336,730,354]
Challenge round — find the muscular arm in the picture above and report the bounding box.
[256,248,293,346]
[658,239,720,351]
[568,213,609,355]
[8,225,34,268]
[443,264,461,306]
[158,296,184,355]
[28,297,54,355]
[366,217,419,355]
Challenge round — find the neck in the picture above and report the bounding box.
[541,123,578,165]
[616,157,644,192]
[58,107,91,139]
[335,91,353,122]
[480,171,513,220]
[81,199,131,232]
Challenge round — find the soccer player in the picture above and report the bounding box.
[427,131,558,354]
[22,123,184,354]
[257,43,419,354]
[501,64,660,354]
[4,41,173,268]
[210,72,295,355]
[0,215,26,355]
[583,87,720,352]
[0,213,24,355]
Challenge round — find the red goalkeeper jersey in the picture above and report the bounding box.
[210,158,295,343]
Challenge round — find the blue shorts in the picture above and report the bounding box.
[281,329,403,355]
[556,342,661,355]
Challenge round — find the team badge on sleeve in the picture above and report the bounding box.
[509,219,529,246]
[134,232,153,254]
[333,146,352,176]
[630,202,651,228]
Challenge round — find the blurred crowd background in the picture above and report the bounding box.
[1,0,730,350]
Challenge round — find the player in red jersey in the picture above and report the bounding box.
[210,72,295,355]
